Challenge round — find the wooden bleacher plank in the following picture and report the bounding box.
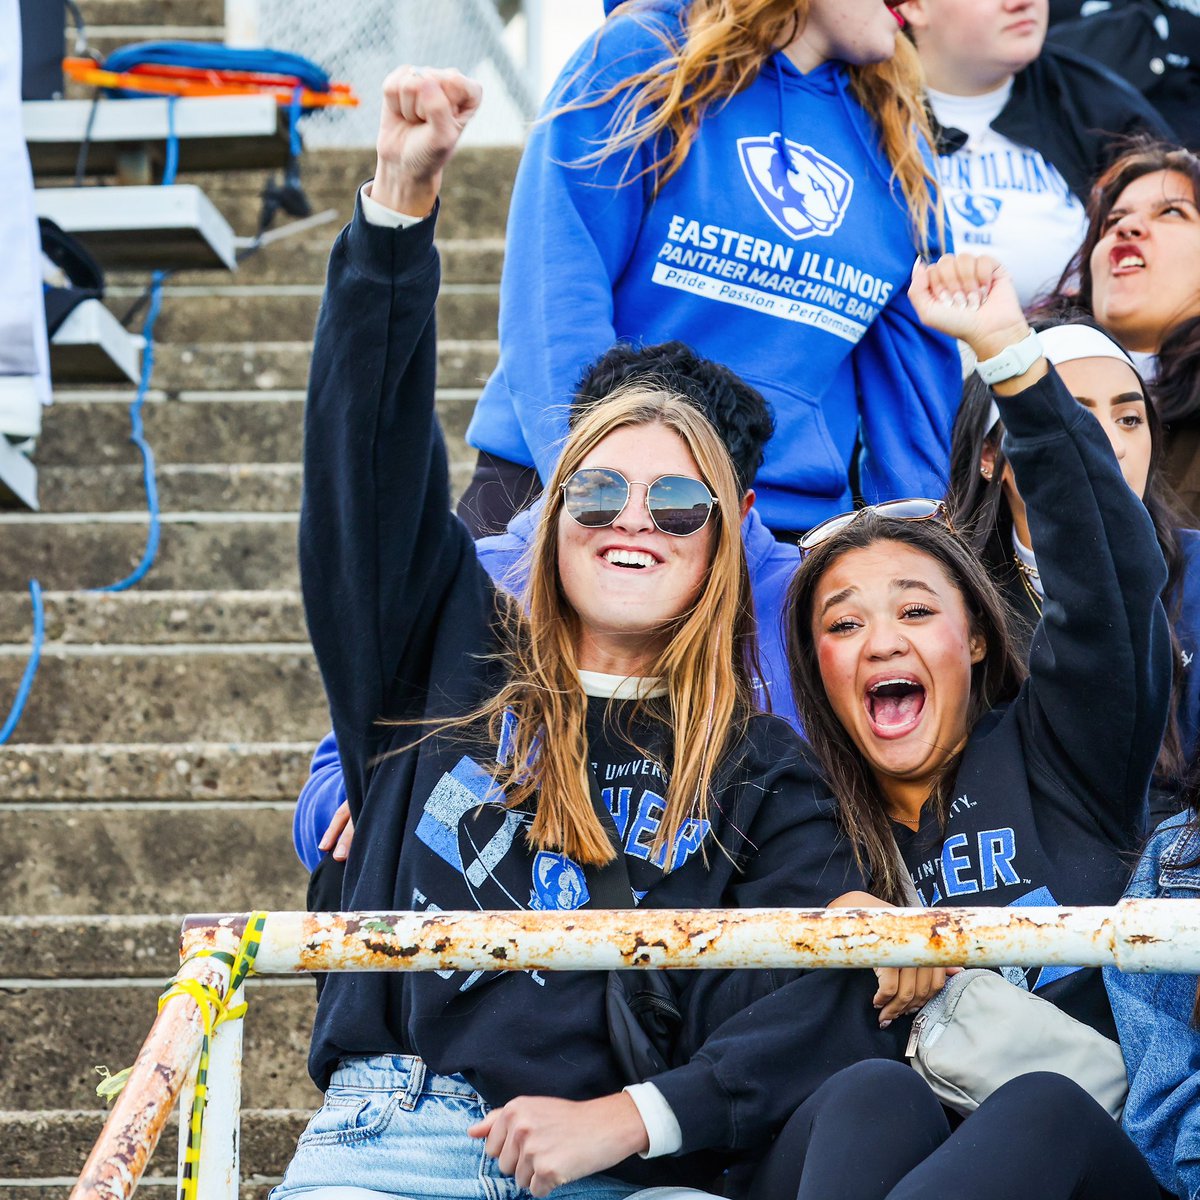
[23,95,291,177]
[50,299,141,385]
[35,184,238,271]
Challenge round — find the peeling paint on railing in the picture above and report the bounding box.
[73,900,1200,1200]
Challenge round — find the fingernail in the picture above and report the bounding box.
[967,292,981,310]
[880,1019,892,1029]
[937,289,953,305]
[953,291,968,308]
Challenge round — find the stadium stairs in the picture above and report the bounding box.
[0,0,518,1191]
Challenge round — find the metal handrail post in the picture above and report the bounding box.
[194,982,245,1200]
[71,921,243,1200]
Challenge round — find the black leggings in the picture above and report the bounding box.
[748,1061,1163,1200]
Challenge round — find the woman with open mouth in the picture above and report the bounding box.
[1037,141,1200,523]
[759,251,1171,1200]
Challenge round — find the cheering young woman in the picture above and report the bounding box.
[277,66,915,1200]
[761,251,1172,1200]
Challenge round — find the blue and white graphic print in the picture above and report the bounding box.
[737,134,855,242]
[530,852,591,911]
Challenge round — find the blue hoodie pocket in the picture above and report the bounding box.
[740,373,846,500]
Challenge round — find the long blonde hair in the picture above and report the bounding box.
[458,387,758,870]
[560,0,942,250]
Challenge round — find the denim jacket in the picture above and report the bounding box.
[1105,811,1200,1200]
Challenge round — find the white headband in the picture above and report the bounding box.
[984,325,1138,432]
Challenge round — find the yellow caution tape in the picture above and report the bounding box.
[94,911,268,1200]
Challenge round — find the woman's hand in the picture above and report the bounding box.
[908,253,1032,364]
[469,1093,649,1198]
[317,800,355,861]
[828,890,961,1026]
[371,65,482,218]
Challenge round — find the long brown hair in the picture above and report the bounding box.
[444,387,758,870]
[786,515,1026,903]
[558,0,942,249]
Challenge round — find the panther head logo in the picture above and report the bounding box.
[737,134,855,241]
[950,194,1003,229]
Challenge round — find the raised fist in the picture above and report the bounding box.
[371,66,482,218]
[909,252,1031,363]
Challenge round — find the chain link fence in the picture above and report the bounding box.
[229,0,538,146]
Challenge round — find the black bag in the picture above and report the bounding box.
[583,769,683,1084]
[39,218,105,336]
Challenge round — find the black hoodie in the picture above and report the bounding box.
[299,197,905,1185]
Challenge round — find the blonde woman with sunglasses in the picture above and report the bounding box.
[755,252,1170,1200]
[278,67,921,1200]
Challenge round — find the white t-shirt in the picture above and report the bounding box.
[929,82,1089,309]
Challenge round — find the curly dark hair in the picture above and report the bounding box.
[571,340,775,493]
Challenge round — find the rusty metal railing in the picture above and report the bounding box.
[71,900,1200,1200]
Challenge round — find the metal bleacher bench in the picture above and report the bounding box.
[26,94,294,393]
[22,94,291,180]
[35,185,238,271]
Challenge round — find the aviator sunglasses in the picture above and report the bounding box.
[560,467,719,537]
[798,498,951,556]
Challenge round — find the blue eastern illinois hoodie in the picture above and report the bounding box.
[464,0,962,533]
[293,502,801,870]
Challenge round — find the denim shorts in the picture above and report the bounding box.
[270,1055,717,1200]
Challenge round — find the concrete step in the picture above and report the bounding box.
[0,742,313,802]
[0,916,180,977]
[0,1107,307,1182]
[0,644,324,743]
[75,0,224,25]
[183,147,519,241]
[38,463,302,513]
[0,1185,274,1200]
[0,590,305,645]
[38,390,478,467]
[142,339,496,393]
[109,235,505,288]
[0,513,301,591]
[108,283,499,345]
[0,803,306,914]
[0,980,319,1110]
[40,394,305,465]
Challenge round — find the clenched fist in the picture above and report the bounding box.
[371,66,482,218]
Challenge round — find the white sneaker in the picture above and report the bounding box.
[0,376,43,441]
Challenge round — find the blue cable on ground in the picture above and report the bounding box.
[94,269,165,593]
[94,95,175,593]
[0,581,45,746]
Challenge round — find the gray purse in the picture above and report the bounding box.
[904,967,1128,1118]
[889,840,1128,1118]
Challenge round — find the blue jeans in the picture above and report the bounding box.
[271,1055,714,1200]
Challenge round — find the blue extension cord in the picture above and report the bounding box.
[0,98,177,744]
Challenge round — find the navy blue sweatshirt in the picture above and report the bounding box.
[299,198,904,1181]
[894,366,1171,1039]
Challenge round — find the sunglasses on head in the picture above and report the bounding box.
[798,498,951,557]
[560,467,719,537]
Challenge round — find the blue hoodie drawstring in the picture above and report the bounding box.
[773,60,796,172]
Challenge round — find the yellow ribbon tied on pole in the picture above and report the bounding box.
[96,911,268,1200]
